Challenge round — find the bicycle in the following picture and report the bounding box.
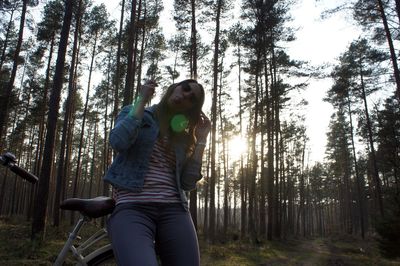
[55,196,116,265]
[1,152,117,265]
[0,152,39,184]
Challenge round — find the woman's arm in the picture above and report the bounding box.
[109,80,157,152]
[128,80,156,119]
[180,112,211,190]
[109,106,141,152]
[180,144,206,191]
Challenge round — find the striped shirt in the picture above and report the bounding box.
[114,136,181,204]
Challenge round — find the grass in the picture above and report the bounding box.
[199,235,400,266]
[1,217,399,265]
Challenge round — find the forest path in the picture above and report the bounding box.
[262,238,350,266]
[296,238,345,266]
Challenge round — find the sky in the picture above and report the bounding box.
[95,0,361,164]
[286,0,361,163]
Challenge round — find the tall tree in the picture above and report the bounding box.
[326,38,388,233]
[0,0,35,150]
[173,0,206,231]
[376,96,400,193]
[353,0,400,101]
[0,4,17,73]
[70,3,111,223]
[112,0,126,121]
[173,0,202,79]
[227,22,246,239]
[53,0,83,227]
[328,58,366,237]
[122,0,137,106]
[345,39,386,217]
[325,110,354,233]
[31,0,75,240]
[208,0,224,241]
[239,0,297,240]
[34,0,64,179]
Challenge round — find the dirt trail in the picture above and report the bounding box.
[263,238,347,266]
[299,238,346,266]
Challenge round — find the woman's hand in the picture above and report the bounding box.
[139,80,157,104]
[195,112,211,142]
[129,80,157,118]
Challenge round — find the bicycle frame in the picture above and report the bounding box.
[53,196,115,265]
[54,215,112,266]
[0,152,114,265]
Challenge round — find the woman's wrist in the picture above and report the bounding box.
[192,141,206,160]
[128,96,146,118]
[196,138,208,145]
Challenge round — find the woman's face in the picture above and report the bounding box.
[167,82,203,113]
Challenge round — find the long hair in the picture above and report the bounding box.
[158,79,205,151]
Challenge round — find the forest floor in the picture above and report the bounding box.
[0,217,399,266]
[200,234,399,266]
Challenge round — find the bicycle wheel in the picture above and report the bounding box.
[86,248,116,266]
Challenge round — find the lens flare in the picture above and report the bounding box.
[171,114,189,132]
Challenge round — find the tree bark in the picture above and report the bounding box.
[0,8,14,72]
[190,0,198,79]
[112,0,125,122]
[376,0,400,101]
[208,0,222,243]
[347,96,365,238]
[71,33,97,224]
[359,67,384,217]
[53,0,83,227]
[0,0,28,150]
[188,0,201,226]
[123,0,137,106]
[32,0,75,240]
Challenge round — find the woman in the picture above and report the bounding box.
[104,79,210,266]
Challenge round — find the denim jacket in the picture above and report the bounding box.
[103,105,202,209]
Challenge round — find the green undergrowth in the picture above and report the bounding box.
[1,217,399,266]
[0,216,107,265]
[198,235,400,266]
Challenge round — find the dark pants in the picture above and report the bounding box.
[107,202,200,266]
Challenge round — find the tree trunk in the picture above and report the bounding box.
[71,34,97,223]
[0,8,14,72]
[34,34,56,179]
[259,62,267,237]
[135,4,146,97]
[0,0,28,150]
[112,0,125,122]
[208,0,222,243]
[31,0,75,240]
[190,0,198,79]
[347,96,365,238]
[218,80,228,239]
[266,74,274,240]
[236,43,246,240]
[202,147,211,238]
[53,0,83,227]
[132,0,143,98]
[249,75,260,242]
[123,0,137,106]
[89,122,98,198]
[359,68,384,217]
[376,0,400,101]
[102,50,112,197]
[188,0,201,225]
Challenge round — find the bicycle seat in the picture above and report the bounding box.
[60,196,115,219]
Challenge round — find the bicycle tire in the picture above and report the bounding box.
[86,249,116,266]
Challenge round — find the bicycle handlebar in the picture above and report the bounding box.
[0,152,38,184]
